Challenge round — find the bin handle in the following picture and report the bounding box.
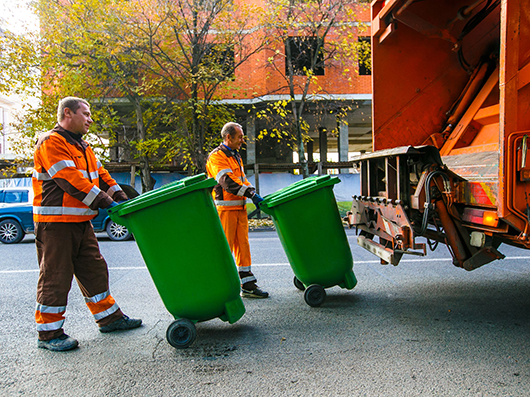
[314,175,331,184]
[182,173,207,187]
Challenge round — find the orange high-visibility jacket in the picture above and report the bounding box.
[33,125,127,223]
[206,144,255,211]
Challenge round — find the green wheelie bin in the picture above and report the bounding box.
[108,173,245,348]
[259,175,357,307]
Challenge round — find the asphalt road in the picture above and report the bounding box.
[1,228,529,396]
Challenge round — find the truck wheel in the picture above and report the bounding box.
[106,220,132,241]
[166,319,197,349]
[293,276,305,291]
[0,219,25,244]
[304,284,326,307]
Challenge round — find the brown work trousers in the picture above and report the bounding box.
[35,221,123,340]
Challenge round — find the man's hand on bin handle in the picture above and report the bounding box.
[106,201,118,209]
[106,197,129,210]
[251,193,264,208]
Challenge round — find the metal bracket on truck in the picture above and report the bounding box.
[347,146,506,270]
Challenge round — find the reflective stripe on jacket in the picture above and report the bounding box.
[33,125,128,223]
[206,144,255,211]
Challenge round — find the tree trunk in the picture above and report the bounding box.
[291,101,309,178]
[139,155,156,192]
[132,98,156,192]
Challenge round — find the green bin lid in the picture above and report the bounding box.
[108,173,216,218]
[260,175,340,212]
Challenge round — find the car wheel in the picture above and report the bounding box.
[106,220,132,241]
[0,219,25,244]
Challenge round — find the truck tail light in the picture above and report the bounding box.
[462,208,499,227]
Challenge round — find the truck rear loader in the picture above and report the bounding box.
[347,0,530,270]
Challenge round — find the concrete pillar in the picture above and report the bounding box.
[307,140,314,163]
[319,127,327,162]
[338,118,349,174]
[246,112,256,169]
[130,164,136,188]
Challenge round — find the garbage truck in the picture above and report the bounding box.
[347,0,530,270]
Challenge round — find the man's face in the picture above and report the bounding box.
[63,103,93,135]
[226,127,245,150]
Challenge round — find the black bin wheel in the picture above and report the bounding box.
[166,318,197,349]
[293,276,305,291]
[304,284,326,307]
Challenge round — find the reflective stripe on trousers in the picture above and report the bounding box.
[84,290,120,321]
[35,303,66,332]
[240,275,257,285]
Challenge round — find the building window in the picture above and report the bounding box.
[285,36,324,76]
[358,36,371,76]
[202,43,235,79]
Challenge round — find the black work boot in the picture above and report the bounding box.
[99,315,142,333]
[38,334,79,351]
[241,287,269,299]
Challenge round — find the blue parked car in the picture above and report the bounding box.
[0,184,139,244]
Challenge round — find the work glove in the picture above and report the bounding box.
[251,193,264,208]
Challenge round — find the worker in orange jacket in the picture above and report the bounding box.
[206,122,269,299]
[32,97,142,351]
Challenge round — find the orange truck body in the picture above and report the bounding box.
[348,0,530,270]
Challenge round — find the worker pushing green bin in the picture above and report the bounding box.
[259,175,357,306]
[108,173,245,348]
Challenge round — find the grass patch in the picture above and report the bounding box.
[248,218,275,230]
[337,201,352,218]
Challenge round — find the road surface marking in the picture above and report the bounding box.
[2,256,529,274]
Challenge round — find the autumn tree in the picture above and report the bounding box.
[260,0,367,177]
[0,21,124,159]
[0,15,113,178]
[123,0,267,172]
[30,0,169,192]
[1,0,266,189]
[0,4,41,177]
[37,0,269,176]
